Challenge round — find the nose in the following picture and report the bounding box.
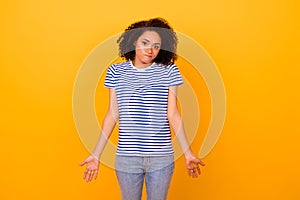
[145,47,153,54]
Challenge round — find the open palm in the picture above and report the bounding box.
[79,155,100,182]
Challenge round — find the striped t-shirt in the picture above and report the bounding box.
[104,61,183,156]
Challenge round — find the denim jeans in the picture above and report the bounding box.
[115,155,174,200]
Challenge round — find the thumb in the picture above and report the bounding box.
[79,160,87,166]
[194,157,205,166]
[193,157,201,163]
[199,160,206,166]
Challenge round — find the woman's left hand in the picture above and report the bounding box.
[185,155,205,178]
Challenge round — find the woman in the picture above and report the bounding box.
[80,18,205,200]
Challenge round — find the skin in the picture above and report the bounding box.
[132,31,161,68]
[80,30,205,182]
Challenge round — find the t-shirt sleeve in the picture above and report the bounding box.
[168,64,184,86]
[104,65,116,88]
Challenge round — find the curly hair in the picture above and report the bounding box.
[117,18,178,65]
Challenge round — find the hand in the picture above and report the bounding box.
[185,155,205,178]
[79,155,100,182]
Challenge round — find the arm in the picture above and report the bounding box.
[92,88,119,159]
[167,86,205,178]
[80,88,119,182]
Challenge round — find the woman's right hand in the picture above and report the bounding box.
[79,155,100,182]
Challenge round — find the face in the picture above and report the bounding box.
[133,30,161,67]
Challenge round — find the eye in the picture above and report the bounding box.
[142,41,147,46]
[153,45,160,49]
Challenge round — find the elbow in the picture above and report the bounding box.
[167,111,173,121]
[105,109,119,124]
[111,112,119,123]
[167,109,180,122]
[109,105,119,122]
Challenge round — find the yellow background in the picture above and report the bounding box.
[1,0,299,199]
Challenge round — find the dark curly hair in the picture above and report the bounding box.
[117,18,178,65]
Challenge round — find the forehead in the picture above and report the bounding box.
[138,31,161,42]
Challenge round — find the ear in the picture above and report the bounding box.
[133,40,136,46]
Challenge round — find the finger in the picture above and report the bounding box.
[87,172,92,182]
[195,169,200,178]
[191,172,195,178]
[187,169,192,177]
[88,171,95,182]
[85,169,93,182]
[79,160,87,166]
[94,170,98,180]
[194,169,199,178]
[89,170,96,182]
[193,172,197,178]
[194,158,202,164]
[188,169,197,177]
[196,167,201,175]
[89,171,94,181]
[84,171,89,182]
[86,171,92,182]
[192,170,197,178]
[199,160,206,166]
[83,169,88,180]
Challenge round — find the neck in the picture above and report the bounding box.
[132,60,153,69]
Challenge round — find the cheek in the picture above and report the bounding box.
[135,46,146,53]
[154,49,160,55]
[134,48,142,55]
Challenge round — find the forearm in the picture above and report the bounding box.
[167,87,204,176]
[92,112,117,159]
[168,111,194,158]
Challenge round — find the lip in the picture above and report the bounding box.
[144,54,153,58]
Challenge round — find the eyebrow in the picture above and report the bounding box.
[142,38,161,45]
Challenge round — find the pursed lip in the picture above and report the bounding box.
[144,54,153,58]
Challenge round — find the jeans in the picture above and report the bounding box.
[115,155,174,200]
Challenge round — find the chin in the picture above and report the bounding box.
[145,57,155,63]
[142,60,154,65]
